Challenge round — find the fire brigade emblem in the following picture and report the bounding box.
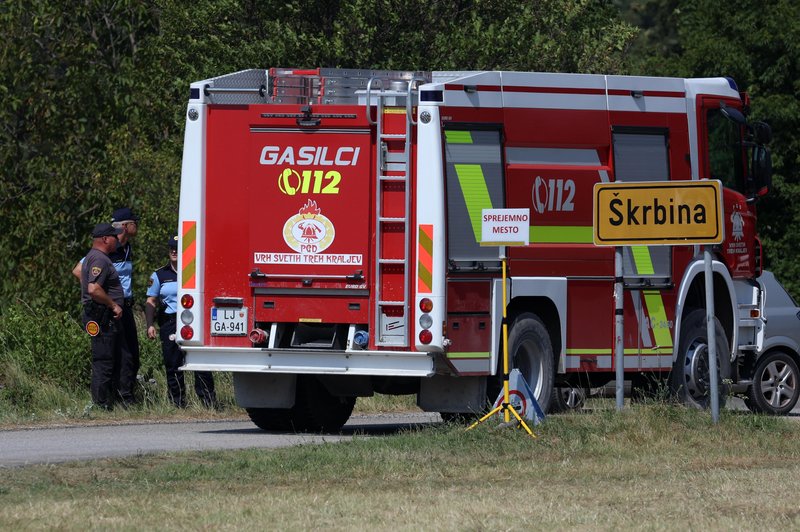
[91,266,102,277]
[731,208,744,241]
[283,200,335,253]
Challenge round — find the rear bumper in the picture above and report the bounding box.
[181,346,434,377]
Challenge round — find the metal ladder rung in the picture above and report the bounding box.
[379,175,407,182]
[378,301,405,306]
[379,217,406,223]
[380,133,407,140]
[379,258,405,264]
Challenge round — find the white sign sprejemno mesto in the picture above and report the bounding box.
[480,208,530,246]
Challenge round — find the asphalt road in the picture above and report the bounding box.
[0,412,441,468]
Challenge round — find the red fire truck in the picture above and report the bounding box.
[177,67,796,431]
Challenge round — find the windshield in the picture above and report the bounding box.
[706,108,745,192]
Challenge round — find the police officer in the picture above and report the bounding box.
[145,234,216,408]
[81,223,125,410]
[73,207,141,405]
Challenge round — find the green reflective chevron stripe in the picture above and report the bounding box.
[643,290,673,347]
[445,130,473,144]
[529,226,593,244]
[632,246,655,275]
[454,164,493,240]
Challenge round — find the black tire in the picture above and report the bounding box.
[669,309,731,409]
[291,376,355,433]
[508,313,556,414]
[246,407,295,432]
[550,386,586,413]
[745,351,800,415]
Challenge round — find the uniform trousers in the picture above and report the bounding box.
[118,302,140,403]
[159,315,216,407]
[83,311,124,409]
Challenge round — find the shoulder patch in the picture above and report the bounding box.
[86,321,100,336]
[91,266,102,277]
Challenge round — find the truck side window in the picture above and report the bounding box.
[444,128,504,269]
[706,108,743,191]
[612,129,670,182]
[612,127,672,284]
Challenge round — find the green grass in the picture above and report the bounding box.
[1,405,799,530]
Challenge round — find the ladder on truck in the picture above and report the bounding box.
[365,76,425,347]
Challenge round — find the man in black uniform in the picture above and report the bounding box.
[81,223,125,410]
[73,207,140,405]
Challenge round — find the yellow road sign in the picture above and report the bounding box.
[593,180,723,245]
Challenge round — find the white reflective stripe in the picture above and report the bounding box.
[608,95,687,114]
[623,355,673,369]
[502,71,607,91]
[565,355,582,369]
[506,147,601,166]
[443,90,503,108]
[597,356,612,369]
[502,92,607,111]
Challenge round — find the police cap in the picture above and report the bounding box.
[92,223,124,238]
[111,207,139,223]
[168,234,179,249]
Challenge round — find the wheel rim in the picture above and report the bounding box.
[759,360,798,409]
[560,386,585,409]
[683,338,710,400]
[515,337,544,398]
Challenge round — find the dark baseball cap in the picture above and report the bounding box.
[92,223,124,238]
[110,207,139,223]
[168,234,179,249]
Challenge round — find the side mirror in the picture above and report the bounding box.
[752,146,772,197]
[720,105,747,125]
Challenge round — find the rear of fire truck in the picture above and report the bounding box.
[176,68,458,432]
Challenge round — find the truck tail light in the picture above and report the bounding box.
[419,329,432,344]
[419,298,433,313]
[180,325,194,340]
[181,294,194,309]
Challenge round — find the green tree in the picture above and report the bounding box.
[620,0,800,299]
[0,0,637,314]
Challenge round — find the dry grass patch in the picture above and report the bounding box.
[2,405,800,530]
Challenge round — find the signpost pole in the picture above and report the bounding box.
[704,247,720,423]
[614,246,624,412]
[467,208,536,438]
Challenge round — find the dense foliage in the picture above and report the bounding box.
[0,2,798,408]
[0,0,636,314]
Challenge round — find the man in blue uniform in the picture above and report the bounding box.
[74,207,141,406]
[80,223,125,410]
[145,234,216,408]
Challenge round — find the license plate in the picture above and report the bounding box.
[210,307,248,336]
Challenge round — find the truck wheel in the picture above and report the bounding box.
[745,351,800,415]
[509,313,555,414]
[291,376,356,433]
[669,309,731,409]
[246,408,295,432]
[550,386,586,413]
